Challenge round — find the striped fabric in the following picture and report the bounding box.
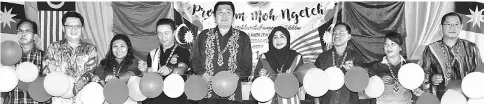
[39,11,68,50]
[290,28,323,63]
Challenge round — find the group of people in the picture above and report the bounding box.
[2,1,482,104]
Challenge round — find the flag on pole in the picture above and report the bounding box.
[37,1,75,50]
[455,2,484,62]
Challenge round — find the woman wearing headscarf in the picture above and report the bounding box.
[253,26,304,104]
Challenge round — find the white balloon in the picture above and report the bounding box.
[163,74,185,98]
[16,62,39,82]
[462,72,484,99]
[441,89,467,104]
[128,76,147,101]
[0,66,18,92]
[44,71,70,96]
[398,63,425,90]
[80,82,105,104]
[303,68,329,97]
[467,97,484,104]
[61,76,75,98]
[251,76,275,102]
[365,76,384,98]
[325,67,344,90]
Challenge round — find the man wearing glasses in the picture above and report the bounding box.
[42,11,99,104]
[420,12,482,100]
[4,19,49,104]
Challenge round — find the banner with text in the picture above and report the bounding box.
[174,1,339,69]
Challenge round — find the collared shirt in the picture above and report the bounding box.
[144,44,191,104]
[421,39,482,99]
[42,39,98,104]
[314,46,366,104]
[190,27,252,101]
[7,46,49,104]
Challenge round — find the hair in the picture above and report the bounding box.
[17,19,38,35]
[441,12,462,25]
[156,18,176,32]
[333,22,352,34]
[385,31,404,47]
[101,34,134,67]
[268,26,290,50]
[62,11,84,26]
[213,1,235,17]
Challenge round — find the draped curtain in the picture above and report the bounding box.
[343,2,406,63]
[405,1,454,60]
[112,2,173,61]
[76,2,114,59]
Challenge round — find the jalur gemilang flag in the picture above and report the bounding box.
[455,2,484,62]
[1,2,25,42]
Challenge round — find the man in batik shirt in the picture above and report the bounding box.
[190,1,252,104]
[42,11,98,104]
[421,12,482,99]
[5,19,49,104]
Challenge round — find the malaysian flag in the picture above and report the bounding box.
[37,1,75,50]
[455,2,484,61]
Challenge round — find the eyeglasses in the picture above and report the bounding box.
[16,29,33,34]
[442,23,461,28]
[64,25,83,30]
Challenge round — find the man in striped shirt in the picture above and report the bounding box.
[5,19,49,104]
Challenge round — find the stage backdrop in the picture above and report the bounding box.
[173,1,340,70]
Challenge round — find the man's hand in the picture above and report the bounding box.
[157,65,172,76]
[342,61,354,71]
[138,60,147,72]
[431,74,443,85]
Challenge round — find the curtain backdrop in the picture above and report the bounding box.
[343,2,406,63]
[405,1,454,61]
[112,2,173,61]
[76,2,114,59]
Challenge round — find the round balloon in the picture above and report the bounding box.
[1,41,22,66]
[127,76,147,101]
[275,73,299,98]
[61,76,75,98]
[43,71,70,96]
[445,80,463,93]
[462,72,484,99]
[303,68,329,97]
[251,76,275,102]
[325,67,345,90]
[0,66,19,92]
[398,63,425,90]
[104,79,129,104]
[28,76,52,102]
[211,71,238,97]
[79,82,105,104]
[164,74,185,98]
[365,75,384,98]
[345,67,369,92]
[441,89,467,104]
[17,80,30,91]
[416,92,440,104]
[295,63,316,84]
[140,72,164,98]
[185,75,209,101]
[16,62,39,82]
[467,97,484,104]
